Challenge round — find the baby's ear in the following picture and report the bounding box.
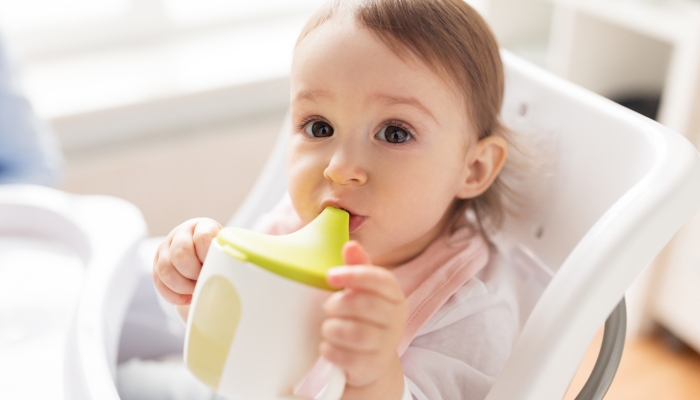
[456,135,508,199]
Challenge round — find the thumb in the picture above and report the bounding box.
[192,218,223,264]
[342,240,372,266]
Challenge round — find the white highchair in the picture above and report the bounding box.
[1,49,698,400]
[0,185,147,399]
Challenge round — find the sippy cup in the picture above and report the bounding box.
[184,206,349,400]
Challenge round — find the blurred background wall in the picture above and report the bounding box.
[0,0,325,235]
[1,0,700,351]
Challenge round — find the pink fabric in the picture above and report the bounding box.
[391,226,489,355]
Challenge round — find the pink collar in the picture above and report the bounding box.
[391,226,490,355]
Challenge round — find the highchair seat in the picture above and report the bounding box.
[66,49,700,400]
[0,185,147,399]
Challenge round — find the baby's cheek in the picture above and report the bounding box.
[286,180,316,221]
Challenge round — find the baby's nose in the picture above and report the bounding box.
[323,146,368,186]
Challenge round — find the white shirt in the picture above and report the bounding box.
[400,250,520,400]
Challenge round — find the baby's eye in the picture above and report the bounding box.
[376,125,412,144]
[304,120,334,138]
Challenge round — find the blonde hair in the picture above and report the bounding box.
[296,0,516,233]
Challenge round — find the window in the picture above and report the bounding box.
[0,0,324,61]
[0,0,326,146]
[0,0,130,32]
[162,0,324,26]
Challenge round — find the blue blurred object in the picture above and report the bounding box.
[0,33,62,186]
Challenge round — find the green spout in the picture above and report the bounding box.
[216,206,349,290]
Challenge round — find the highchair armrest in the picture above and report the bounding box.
[574,297,627,400]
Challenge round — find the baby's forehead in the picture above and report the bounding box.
[295,17,468,102]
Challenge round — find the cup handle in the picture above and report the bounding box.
[294,357,346,400]
[315,363,345,400]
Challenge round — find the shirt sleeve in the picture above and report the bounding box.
[0,35,62,186]
[400,257,520,400]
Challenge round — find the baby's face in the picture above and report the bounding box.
[288,16,476,266]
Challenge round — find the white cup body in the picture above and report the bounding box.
[184,240,336,399]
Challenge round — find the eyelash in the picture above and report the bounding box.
[296,117,416,143]
[381,119,414,142]
[296,116,324,133]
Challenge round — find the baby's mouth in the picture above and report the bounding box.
[321,202,365,233]
[348,214,366,233]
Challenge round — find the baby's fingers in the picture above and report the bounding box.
[154,246,197,298]
[153,270,192,305]
[319,341,390,388]
[168,218,221,280]
[327,266,404,304]
[170,228,202,281]
[321,318,384,352]
[192,219,222,264]
[324,290,395,328]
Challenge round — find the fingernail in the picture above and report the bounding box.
[326,267,346,286]
[327,267,347,278]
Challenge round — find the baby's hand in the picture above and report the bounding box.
[322,241,407,399]
[153,218,222,306]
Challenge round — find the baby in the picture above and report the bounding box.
[153,0,520,399]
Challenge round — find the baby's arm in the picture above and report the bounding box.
[152,218,222,322]
[323,241,408,400]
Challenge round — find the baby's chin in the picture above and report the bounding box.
[360,230,441,267]
[350,237,404,268]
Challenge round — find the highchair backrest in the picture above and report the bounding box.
[227,50,700,400]
[487,52,700,399]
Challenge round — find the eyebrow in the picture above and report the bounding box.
[372,94,438,124]
[293,89,334,103]
[293,90,439,125]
